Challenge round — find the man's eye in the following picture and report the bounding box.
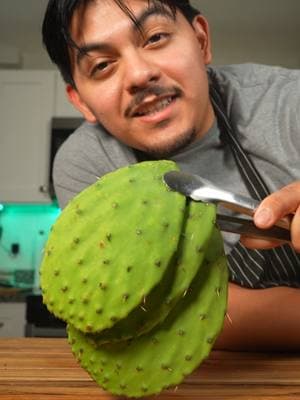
[91,61,109,76]
[94,61,108,71]
[146,32,169,46]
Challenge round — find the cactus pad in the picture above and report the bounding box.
[91,199,217,344]
[68,247,228,397]
[40,160,229,397]
[40,160,186,333]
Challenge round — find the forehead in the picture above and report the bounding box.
[70,0,175,41]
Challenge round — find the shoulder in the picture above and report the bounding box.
[209,63,300,123]
[53,122,109,186]
[211,63,300,90]
[209,64,300,186]
[53,121,137,208]
[54,122,101,164]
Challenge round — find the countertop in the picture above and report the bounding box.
[1,338,300,399]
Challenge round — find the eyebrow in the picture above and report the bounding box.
[133,4,175,29]
[76,43,114,65]
[75,4,175,66]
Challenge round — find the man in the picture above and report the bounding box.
[42,0,300,349]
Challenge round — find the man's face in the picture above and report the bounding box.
[68,0,214,157]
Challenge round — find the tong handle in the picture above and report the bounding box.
[218,196,291,231]
[217,214,291,242]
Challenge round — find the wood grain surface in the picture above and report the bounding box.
[1,338,300,399]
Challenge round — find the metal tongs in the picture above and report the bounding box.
[163,171,291,242]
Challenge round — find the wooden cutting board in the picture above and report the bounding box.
[1,338,300,399]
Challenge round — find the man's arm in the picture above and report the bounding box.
[215,282,300,351]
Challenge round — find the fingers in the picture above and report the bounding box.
[254,182,300,228]
[242,182,300,253]
[292,205,300,252]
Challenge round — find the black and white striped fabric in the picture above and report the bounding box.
[209,69,300,288]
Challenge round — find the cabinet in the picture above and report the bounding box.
[0,302,26,337]
[0,70,83,203]
[0,70,56,203]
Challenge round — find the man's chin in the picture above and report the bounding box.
[142,128,197,159]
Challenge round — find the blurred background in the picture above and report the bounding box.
[1,0,300,69]
[0,0,299,336]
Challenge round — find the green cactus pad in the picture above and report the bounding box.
[68,246,228,397]
[89,200,217,344]
[40,160,186,333]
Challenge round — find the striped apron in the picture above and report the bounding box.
[209,69,300,288]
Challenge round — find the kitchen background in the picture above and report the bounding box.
[0,0,300,336]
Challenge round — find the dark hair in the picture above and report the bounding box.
[42,0,200,87]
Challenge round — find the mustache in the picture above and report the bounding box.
[125,86,182,117]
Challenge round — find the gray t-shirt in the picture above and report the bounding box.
[53,63,300,285]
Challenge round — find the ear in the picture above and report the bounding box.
[66,84,97,123]
[191,15,212,65]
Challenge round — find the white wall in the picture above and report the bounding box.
[193,0,300,68]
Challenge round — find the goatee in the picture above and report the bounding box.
[143,127,198,159]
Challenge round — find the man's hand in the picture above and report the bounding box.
[240,181,300,253]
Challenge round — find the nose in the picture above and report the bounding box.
[123,50,160,94]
